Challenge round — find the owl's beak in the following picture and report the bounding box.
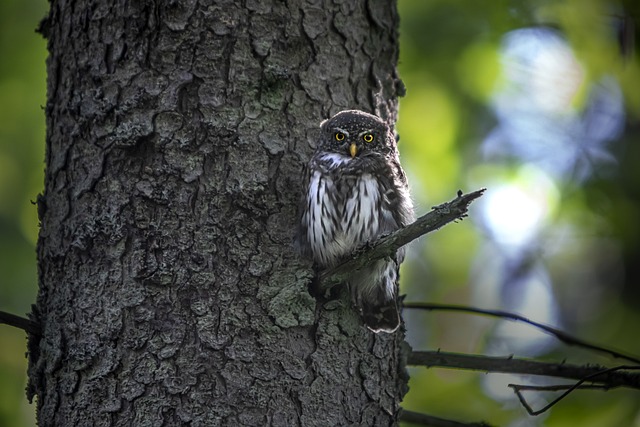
[349,143,357,158]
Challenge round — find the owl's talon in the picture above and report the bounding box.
[323,300,343,311]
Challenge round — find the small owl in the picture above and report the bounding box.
[297,110,414,333]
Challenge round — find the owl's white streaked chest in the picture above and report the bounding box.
[304,155,393,266]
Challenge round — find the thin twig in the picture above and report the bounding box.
[320,189,486,290]
[400,409,495,427]
[0,310,40,335]
[508,365,640,416]
[507,383,609,392]
[408,351,640,389]
[403,302,640,364]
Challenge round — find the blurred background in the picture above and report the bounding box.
[0,1,47,426]
[0,0,638,426]
[398,1,640,426]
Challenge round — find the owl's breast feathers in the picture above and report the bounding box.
[298,151,413,267]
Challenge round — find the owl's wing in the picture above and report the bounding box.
[378,157,414,231]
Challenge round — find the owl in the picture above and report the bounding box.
[297,110,414,333]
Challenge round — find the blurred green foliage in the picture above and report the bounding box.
[0,0,47,426]
[1,0,639,426]
[398,0,640,425]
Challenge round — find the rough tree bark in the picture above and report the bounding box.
[29,1,407,426]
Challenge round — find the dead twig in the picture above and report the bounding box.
[400,409,495,427]
[508,365,640,416]
[320,189,486,290]
[403,302,640,364]
[408,351,640,389]
[0,310,40,335]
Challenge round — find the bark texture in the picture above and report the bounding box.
[30,1,407,425]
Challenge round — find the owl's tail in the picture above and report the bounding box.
[361,298,400,333]
[351,259,401,333]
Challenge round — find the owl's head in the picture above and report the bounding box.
[319,110,394,158]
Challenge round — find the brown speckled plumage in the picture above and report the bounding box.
[297,110,414,333]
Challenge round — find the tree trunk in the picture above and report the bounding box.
[29,1,407,425]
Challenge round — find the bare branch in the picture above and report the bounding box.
[408,351,640,389]
[399,409,495,427]
[403,302,640,364]
[320,189,486,290]
[0,310,40,336]
[508,365,640,416]
[507,383,609,392]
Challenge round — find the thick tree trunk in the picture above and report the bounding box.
[29,1,407,425]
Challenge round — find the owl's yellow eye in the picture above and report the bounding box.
[363,133,374,143]
[335,132,345,141]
